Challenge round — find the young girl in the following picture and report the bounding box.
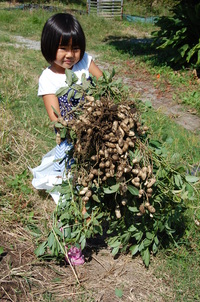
[31,13,102,203]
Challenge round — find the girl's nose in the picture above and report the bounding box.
[65,49,73,56]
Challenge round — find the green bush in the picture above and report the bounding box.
[152,0,200,67]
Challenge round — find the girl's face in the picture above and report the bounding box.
[51,38,81,73]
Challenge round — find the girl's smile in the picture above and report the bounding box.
[51,38,81,73]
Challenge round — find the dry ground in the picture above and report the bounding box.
[0,217,173,302]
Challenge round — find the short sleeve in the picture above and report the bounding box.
[38,68,67,97]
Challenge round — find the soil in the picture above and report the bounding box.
[0,216,172,302]
[0,33,199,301]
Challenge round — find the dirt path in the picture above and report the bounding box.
[8,35,200,133]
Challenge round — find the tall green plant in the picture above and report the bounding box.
[34,70,199,267]
[152,0,200,66]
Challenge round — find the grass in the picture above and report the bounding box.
[155,207,200,301]
[138,103,200,163]
[0,2,200,301]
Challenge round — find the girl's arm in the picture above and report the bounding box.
[42,94,60,121]
[89,60,103,79]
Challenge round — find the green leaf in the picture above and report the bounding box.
[121,232,131,244]
[127,185,139,196]
[143,238,152,248]
[115,288,123,298]
[130,244,139,256]
[0,246,4,255]
[56,86,69,97]
[71,84,82,91]
[70,129,76,140]
[81,74,90,90]
[149,139,162,148]
[51,106,60,117]
[146,232,154,240]
[185,175,199,183]
[63,226,71,239]
[128,225,137,232]
[92,194,101,202]
[54,122,64,129]
[83,212,90,219]
[152,242,158,254]
[52,240,60,256]
[109,240,121,248]
[53,227,64,239]
[65,69,72,86]
[197,49,200,65]
[134,232,143,241]
[103,183,119,194]
[174,174,183,188]
[93,225,103,235]
[96,213,104,219]
[67,88,75,100]
[180,43,189,57]
[60,127,67,139]
[112,246,120,256]
[71,72,79,84]
[154,236,159,245]
[138,241,144,251]
[128,206,138,213]
[74,92,83,99]
[48,232,55,248]
[34,242,47,257]
[181,190,189,200]
[102,70,111,82]
[110,68,115,79]
[80,235,86,250]
[143,248,150,267]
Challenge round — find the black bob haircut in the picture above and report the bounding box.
[41,13,86,64]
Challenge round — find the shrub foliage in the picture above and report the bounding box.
[153,0,200,67]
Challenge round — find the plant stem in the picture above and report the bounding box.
[52,227,80,284]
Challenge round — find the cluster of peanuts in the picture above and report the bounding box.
[56,96,156,218]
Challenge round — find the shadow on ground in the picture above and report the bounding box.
[104,35,182,69]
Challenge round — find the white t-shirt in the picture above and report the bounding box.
[38,52,92,96]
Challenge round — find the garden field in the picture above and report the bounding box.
[0,1,200,301]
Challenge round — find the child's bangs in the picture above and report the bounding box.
[60,32,80,47]
[59,32,72,46]
[71,32,81,47]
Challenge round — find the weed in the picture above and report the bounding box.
[7,170,31,195]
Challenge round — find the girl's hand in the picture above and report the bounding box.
[42,94,61,121]
[89,60,103,80]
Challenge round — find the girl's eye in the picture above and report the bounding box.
[58,46,80,52]
[73,47,80,51]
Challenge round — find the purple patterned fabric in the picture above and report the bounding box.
[58,90,80,118]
